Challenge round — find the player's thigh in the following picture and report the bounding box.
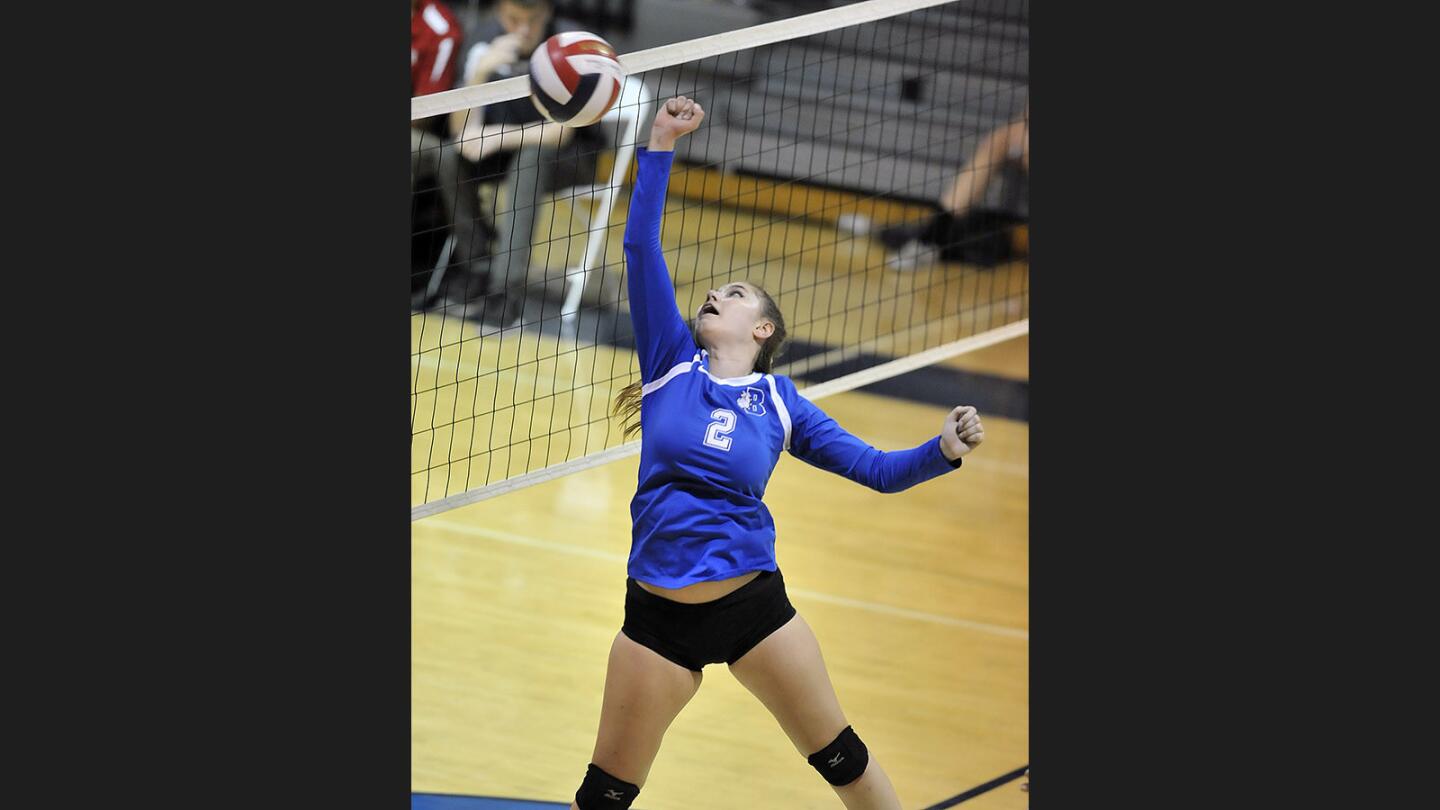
[727,613,848,755]
[590,630,704,786]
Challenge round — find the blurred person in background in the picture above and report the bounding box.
[442,0,614,331]
[847,101,1029,271]
[411,0,473,308]
[412,0,463,104]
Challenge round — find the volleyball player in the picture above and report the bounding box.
[569,96,986,810]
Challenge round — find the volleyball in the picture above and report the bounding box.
[528,32,626,128]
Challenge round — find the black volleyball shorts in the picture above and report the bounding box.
[621,568,798,672]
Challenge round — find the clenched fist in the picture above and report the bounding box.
[939,405,984,461]
[648,95,706,151]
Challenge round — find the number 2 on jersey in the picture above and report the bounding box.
[704,409,737,451]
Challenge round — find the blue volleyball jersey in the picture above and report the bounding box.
[624,147,962,588]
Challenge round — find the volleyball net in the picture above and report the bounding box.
[410,0,1029,519]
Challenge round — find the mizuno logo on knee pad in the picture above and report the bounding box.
[576,763,639,809]
[807,725,869,786]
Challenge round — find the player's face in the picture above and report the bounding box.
[498,1,552,55]
[696,282,772,347]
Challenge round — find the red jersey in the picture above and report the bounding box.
[411,0,462,97]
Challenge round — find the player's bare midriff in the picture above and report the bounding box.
[636,570,762,604]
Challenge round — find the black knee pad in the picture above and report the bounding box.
[575,763,640,809]
[807,725,869,786]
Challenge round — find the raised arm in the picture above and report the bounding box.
[623,96,707,382]
[780,378,984,493]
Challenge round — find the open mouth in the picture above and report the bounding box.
[699,302,719,317]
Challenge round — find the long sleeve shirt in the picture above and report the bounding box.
[624,147,962,588]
